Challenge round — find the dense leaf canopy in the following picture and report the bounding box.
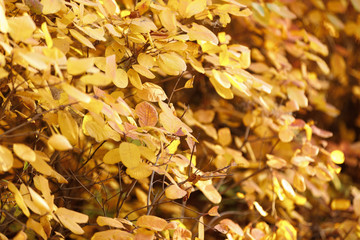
[0,0,360,239]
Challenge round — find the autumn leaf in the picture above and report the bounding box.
[135,101,158,127]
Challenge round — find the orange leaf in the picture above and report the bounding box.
[135,102,158,127]
[136,215,168,231]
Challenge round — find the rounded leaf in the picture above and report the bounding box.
[136,215,168,231]
[48,134,73,151]
[0,145,13,172]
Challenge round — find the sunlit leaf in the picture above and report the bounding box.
[67,57,94,75]
[196,180,221,204]
[165,184,187,199]
[28,187,51,214]
[70,29,95,49]
[253,201,268,217]
[55,208,88,235]
[26,218,48,240]
[137,82,167,102]
[80,72,112,86]
[58,110,78,145]
[96,216,125,229]
[7,182,30,217]
[330,150,345,164]
[113,68,129,88]
[8,15,36,42]
[119,142,141,168]
[0,145,13,172]
[127,68,143,89]
[48,134,73,151]
[266,154,287,169]
[126,162,152,179]
[281,179,296,198]
[136,215,168,231]
[103,148,121,164]
[91,230,134,240]
[208,206,220,216]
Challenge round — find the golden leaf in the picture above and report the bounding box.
[266,154,287,169]
[62,83,91,103]
[127,68,143,89]
[58,110,78,145]
[13,231,27,240]
[80,72,112,86]
[291,155,314,167]
[96,216,125,229]
[136,215,168,231]
[218,127,232,146]
[278,125,294,143]
[276,220,296,240]
[287,86,308,108]
[69,29,95,49]
[135,101,158,127]
[137,82,167,102]
[0,145,13,172]
[132,64,155,79]
[113,68,129,88]
[281,179,296,197]
[196,180,221,204]
[13,143,36,162]
[8,15,36,42]
[7,182,30,217]
[26,218,48,240]
[137,53,155,69]
[91,230,134,240]
[119,142,141,168]
[67,57,94,75]
[103,148,121,164]
[159,8,177,34]
[184,0,207,18]
[41,0,62,14]
[126,162,152,179]
[55,208,89,235]
[331,199,351,211]
[208,75,234,99]
[330,150,345,164]
[41,22,53,48]
[28,187,51,214]
[187,23,218,45]
[158,52,187,76]
[253,201,268,217]
[165,184,187,199]
[48,134,73,151]
[0,1,8,33]
[293,173,306,192]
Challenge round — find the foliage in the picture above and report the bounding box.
[0,0,359,239]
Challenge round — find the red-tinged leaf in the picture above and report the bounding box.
[135,102,158,127]
[311,125,333,138]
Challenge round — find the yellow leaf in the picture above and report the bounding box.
[276,220,296,240]
[132,64,155,79]
[28,187,51,214]
[8,15,36,42]
[218,127,232,146]
[18,51,49,70]
[137,53,155,69]
[7,182,30,217]
[198,216,204,240]
[196,180,221,204]
[330,150,345,164]
[96,216,125,229]
[165,184,187,199]
[113,68,129,88]
[81,26,106,41]
[188,55,204,73]
[167,139,181,154]
[41,22,53,48]
[26,218,48,240]
[127,68,143,89]
[55,208,88,235]
[41,0,62,14]
[281,179,296,197]
[48,134,73,151]
[138,146,156,163]
[159,8,177,34]
[126,162,152,179]
[187,23,218,45]
[67,57,94,75]
[62,83,91,103]
[91,230,134,240]
[266,154,287,169]
[119,142,141,168]
[331,199,350,211]
[291,155,314,167]
[212,69,231,88]
[0,1,8,33]
[137,215,168,231]
[80,72,112,86]
[58,110,78,145]
[208,76,234,99]
[0,145,13,172]
[103,148,121,164]
[184,0,207,18]
[293,173,306,192]
[137,82,167,102]
[253,201,268,217]
[278,125,294,143]
[158,52,187,76]
[13,143,36,162]
[69,29,95,49]
[13,230,27,240]
[287,86,308,108]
